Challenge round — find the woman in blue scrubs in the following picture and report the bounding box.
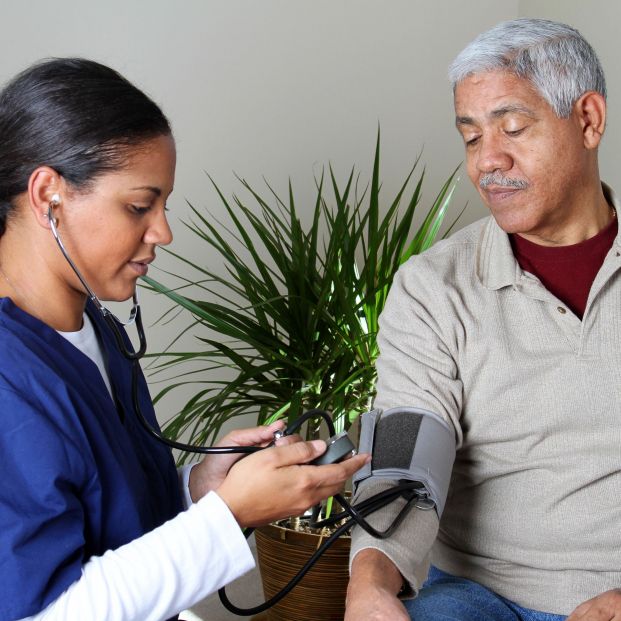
[0,58,368,621]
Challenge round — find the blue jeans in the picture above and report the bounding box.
[404,566,566,621]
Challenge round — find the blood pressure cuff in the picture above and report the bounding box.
[353,407,456,517]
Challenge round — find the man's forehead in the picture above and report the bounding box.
[454,70,545,122]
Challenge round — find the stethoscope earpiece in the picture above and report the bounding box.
[48,194,60,226]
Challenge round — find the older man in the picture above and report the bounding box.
[345,18,621,621]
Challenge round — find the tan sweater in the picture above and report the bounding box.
[351,188,621,615]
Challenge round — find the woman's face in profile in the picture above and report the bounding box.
[56,134,176,302]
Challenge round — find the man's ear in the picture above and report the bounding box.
[26,167,65,229]
[575,91,606,150]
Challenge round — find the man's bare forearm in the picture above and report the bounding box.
[346,549,412,621]
[349,548,404,594]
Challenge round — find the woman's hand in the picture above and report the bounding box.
[188,421,291,502]
[216,440,370,527]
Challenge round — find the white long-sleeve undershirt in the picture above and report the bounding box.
[18,491,254,621]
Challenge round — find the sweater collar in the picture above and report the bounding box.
[477,182,621,291]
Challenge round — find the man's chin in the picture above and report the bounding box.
[488,209,534,235]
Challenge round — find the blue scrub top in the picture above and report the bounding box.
[0,297,183,620]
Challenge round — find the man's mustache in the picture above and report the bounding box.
[480,172,529,190]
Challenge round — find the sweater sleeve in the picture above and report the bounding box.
[373,260,463,431]
[18,492,255,621]
[349,479,438,597]
[349,260,461,594]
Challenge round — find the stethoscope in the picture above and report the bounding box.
[48,195,259,456]
[48,195,433,616]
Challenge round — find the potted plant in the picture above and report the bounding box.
[143,133,460,620]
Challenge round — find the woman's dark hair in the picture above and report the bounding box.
[0,57,171,236]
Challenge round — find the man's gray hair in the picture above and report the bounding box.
[449,18,606,118]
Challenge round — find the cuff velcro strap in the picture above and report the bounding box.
[353,406,456,517]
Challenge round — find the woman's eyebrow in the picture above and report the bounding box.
[130,185,161,196]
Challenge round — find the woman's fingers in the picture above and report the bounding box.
[216,420,286,448]
[216,441,370,527]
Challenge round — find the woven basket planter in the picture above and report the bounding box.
[255,521,351,621]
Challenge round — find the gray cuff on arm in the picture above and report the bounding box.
[349,406,455,598]
[353,407,456,516]
[349,478,439,598]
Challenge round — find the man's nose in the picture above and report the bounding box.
[475,134,513,174]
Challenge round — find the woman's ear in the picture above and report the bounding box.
[27,166,64,229]
[575,91,607,150]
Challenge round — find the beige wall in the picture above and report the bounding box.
[0,1,616,428]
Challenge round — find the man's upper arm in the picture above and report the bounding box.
[374,265,463,434]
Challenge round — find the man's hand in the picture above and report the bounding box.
[567,590,621,621]
[345,548,410,621]
[188,421,291,502]
[216,439,370,527]
[345,585,410,621]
